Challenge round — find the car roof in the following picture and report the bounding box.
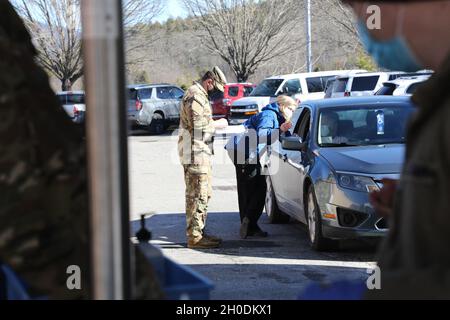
[382,75,431,86]
[57,91,85,95]
[266,70,362,80]
[302,96,412,111]
[226,83,255,86]
[127,83,175,89]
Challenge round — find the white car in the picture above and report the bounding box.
[229,70,363,125]
[375,75,431,96]
[57,91,86,123]
[329,71,433,98]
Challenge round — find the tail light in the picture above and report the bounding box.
[73,106,79,116]
[135,100,143,111]
[344,91,351,97]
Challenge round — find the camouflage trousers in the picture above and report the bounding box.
[183,165,212,239]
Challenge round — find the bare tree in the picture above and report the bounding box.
[12,0,163,91]
[182,0,304,82]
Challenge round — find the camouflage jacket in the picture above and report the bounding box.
[178,82,215,169]
[0,2,91,299]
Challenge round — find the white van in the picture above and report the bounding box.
[329,71,433,98]
[229,70,362,125]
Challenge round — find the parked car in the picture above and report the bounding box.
[210,83,255,120]
[127,84,184,134]
[374,75,431,96]
[329,71,434,98]
[264,96,415,250]
[229,70,361,125]
[57,91,86,124]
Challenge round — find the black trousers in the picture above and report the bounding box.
[235,164,267,231]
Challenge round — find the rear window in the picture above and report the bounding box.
[243,86,254,97]
[139,88,153,100]
[58,95,67,105]
[351,76,380,91]
[406,82,424,94]
[228,86,239,97]
[333,78,349,93]
[375,84,397,96]
[128,89,138,100]
[306,76,335,93]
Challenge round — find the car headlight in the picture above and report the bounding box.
[246,104,258,110]
[337,173,380,193]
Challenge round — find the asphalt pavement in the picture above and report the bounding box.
[128,127,377,300]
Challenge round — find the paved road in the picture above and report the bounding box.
[129,128,378,300]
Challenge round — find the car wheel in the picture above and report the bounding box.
[265,176,290,224]
[149,113,165,135]
[306,185,336,251]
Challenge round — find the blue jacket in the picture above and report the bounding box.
[226,102,286,163]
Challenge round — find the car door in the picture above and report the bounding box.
[278,108,312,222]
[267,107,302,213]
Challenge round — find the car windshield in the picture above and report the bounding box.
[250,79,284,97]
[317,105,414,147]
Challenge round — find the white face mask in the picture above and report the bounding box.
[282,108,294,122]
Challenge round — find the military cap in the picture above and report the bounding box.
[211,66,227,93]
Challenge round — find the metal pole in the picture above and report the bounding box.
[306,0,312,72]
[81,0,131,300]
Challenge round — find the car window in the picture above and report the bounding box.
[57,95,67,105]
[351,76,380,91]
[294,109,311,142]
[306,76,335,93]
[170,87,184,99]
[156,87,172,99]
[250,79,284,97]
[66,94,85,104]
[333,78,348,93]
[318,105,414,147]
[375,84,397,96]
[209,90,224,101]
[388,73,407,81]
[127,89,138,100]
[139,88,153,100]
[243,86,254,97]
[282,79,302,95]
[406,82,423,94]
[228,86,239,97]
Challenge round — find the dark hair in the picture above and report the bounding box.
[201,71,215,82]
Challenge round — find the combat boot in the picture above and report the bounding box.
[188,236,221,249]
[202,233,223,244]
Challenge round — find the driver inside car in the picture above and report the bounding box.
[319,111,349,144]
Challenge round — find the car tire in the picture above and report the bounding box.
[265,176,290,224]
[306,185,337,251]
[149,113,165,135]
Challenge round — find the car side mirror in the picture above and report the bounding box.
[281,135,307,152]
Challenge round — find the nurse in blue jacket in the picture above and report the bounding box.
[232,95,297,239]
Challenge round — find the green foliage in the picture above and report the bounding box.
[355,51,377,71]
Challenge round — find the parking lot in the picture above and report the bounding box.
[129,128,377,300]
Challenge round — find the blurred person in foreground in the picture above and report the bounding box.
[226,95,297,239]
[345,0,450,299]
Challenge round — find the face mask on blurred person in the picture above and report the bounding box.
[356,7,423,72]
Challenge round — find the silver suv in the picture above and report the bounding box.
[127,84,184,134]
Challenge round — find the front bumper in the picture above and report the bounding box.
[315,181,388,240]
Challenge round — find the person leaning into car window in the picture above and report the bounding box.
[231,95,297,239]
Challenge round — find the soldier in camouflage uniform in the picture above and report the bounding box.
[0,2,164,299]
[178,68,228,249]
